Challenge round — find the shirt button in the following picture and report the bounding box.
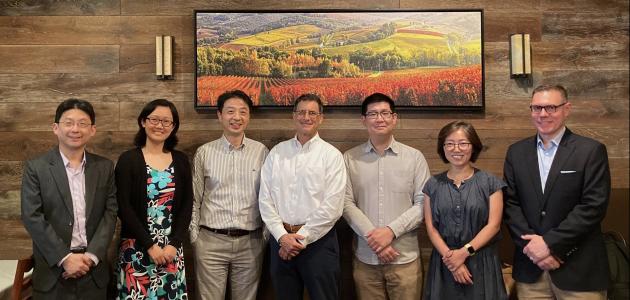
[69,222,73,226]
[541,211,546,217]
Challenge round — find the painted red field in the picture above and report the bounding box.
[196,65,482,107]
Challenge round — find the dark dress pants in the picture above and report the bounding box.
[269,229,340,300]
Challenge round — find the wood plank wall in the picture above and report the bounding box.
[0,0,628,295]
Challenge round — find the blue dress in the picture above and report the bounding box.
[423,169,507,300]
[116,164,188,300]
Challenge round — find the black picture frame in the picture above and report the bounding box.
[194,9,484,111]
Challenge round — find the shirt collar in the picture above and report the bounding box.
[221,134,247,151]
[537,126,566,149]
[292,133,321,150]
[364,136,399,154]
[59,149,86,169]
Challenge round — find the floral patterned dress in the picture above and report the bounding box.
[116,164,187,300]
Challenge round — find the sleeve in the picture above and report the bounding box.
[388,151,431,237]
[169,152,193,248]
[20,160,69,267]
[115,151,154,249]
[258,149,288,242]
[297,150,347,246]
[488,172,507,194]
[189,146,206,243]
[543,143,611,260]
[86,160,118,262]
[503,146,536,249]
[342,152,376,240]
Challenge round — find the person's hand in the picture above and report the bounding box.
[451,264,473,285]
[442,248,468,271]
[163,245,178,262]
[278,247,293,261]
[148,244,166,265]
[366,227,395,253]
[376,245,400,263]
[61,254,91,279]
[536,255,563,271]
[279,233,305,259]
[522,234,551,262]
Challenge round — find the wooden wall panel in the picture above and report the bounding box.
[0,45,119,73]
[0,16,121,44]
[0,0,120,16]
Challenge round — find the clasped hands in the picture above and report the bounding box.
[366,227,399,264]
[278,233,305,261]
[522,234,563,271]
[442,248,473,285]
[62,253,94,280]
[148,244,178,265]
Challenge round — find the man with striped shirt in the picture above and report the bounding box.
[189,90,269,300]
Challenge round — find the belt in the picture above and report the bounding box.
[283,223,304,234]
[200,225,256,237]
[70,247,86,254]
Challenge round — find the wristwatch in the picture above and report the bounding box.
[464,243,476,256]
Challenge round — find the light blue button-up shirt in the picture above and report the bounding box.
[537,127,566,193]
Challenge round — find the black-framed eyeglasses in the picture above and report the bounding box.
[529,102,567,113]
[145,116,174,128]
[443,142,472,150]
[293,110,321,118]
[364,111,395,120]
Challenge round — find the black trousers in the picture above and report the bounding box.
[269,229,340,300]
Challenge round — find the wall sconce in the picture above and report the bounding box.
[156,35,173,80]
[509,33,531,78]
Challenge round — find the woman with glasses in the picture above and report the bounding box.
[423,121,507,299]
[114,99,192,299]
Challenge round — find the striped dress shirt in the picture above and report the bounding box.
[190,135,269,243]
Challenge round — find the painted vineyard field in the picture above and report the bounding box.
[196,65,481,107]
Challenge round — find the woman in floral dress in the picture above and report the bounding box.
[115,99,193,299]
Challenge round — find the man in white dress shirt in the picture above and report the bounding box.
[259,93,347,300]
[190,90,269,300]
[343,93,431,299]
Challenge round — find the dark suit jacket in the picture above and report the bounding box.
[114,148,192,250]
[503,128,610,291]
[20,147,118,293]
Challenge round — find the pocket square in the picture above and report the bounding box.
[560,170,576,174]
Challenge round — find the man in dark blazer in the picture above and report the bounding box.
[21,99,117,299]
[503,84,610,299]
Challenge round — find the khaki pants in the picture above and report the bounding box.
[193,228,265,300]
[516,271,606,300]
[352,257,422,300]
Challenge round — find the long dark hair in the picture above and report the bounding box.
[133,99,180,152]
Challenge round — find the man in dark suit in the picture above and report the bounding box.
[503,84,610,299]
[21,99,117,299]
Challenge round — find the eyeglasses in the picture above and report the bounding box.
[443,142,472,150]
[145,116,174,128]
[364,111,395,120]
[58,120,92,129]
[530,102,567,113]
[293,110,321,118]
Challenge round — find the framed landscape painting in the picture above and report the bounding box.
[194,10,484,110]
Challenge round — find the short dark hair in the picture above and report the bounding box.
[437,121,483,164]
[55,98,95,124]
[532,84,568,102]
[293,93,323,113]
[133,99,180,152]
[361,93,395,115]
[217,90,254,112]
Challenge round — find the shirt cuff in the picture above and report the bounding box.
[269,223,288,243]
[58,253,72,267]
[85,252,99,266]
[387,223,402,239]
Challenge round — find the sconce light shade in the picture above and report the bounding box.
[509,33,531,78]
[156,35,173,80]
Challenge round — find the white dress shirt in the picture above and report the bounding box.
[190,135,268,242]
[259,134,347,247]
[343,139,431,265]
